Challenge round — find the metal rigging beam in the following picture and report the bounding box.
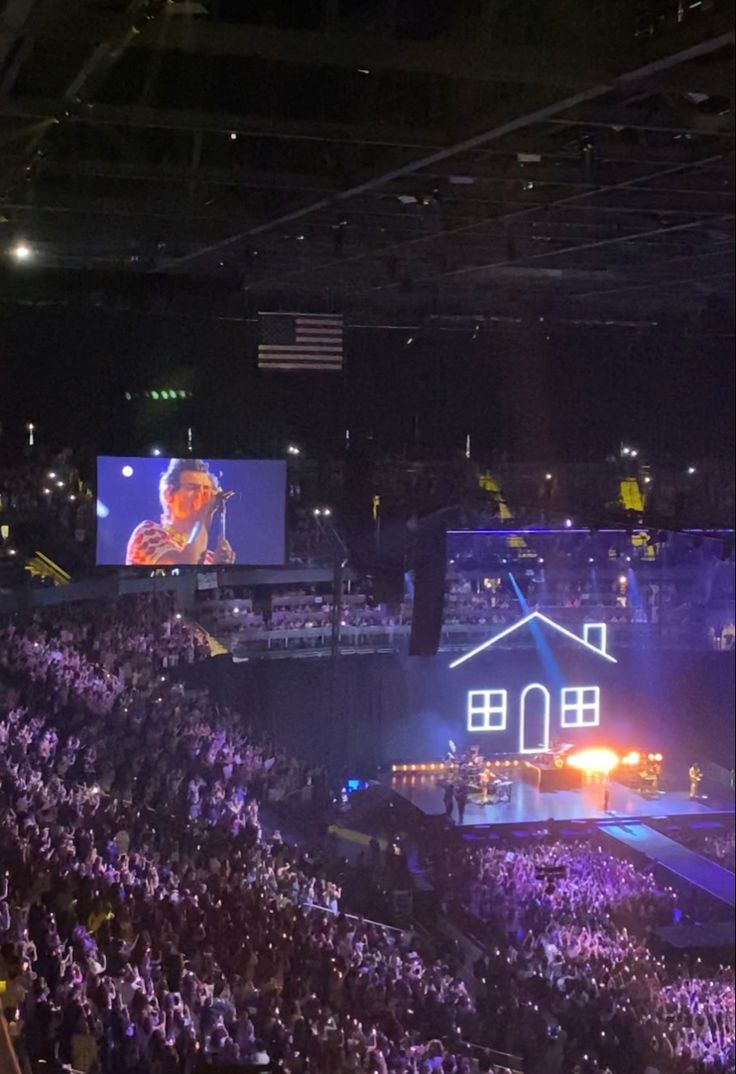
[152,30,735,273]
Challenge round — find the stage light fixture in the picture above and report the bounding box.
[151,447,161,457]
[10,242,33,262]
[544,473,553,481]
[121,466,134,477]
[567,747,619,775]
[687,466,696,475]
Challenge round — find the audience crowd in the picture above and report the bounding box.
[432,840,735,1074]
[0,597,502,1074]
[0,595,733,1074]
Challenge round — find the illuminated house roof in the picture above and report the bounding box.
[449,611,618,669]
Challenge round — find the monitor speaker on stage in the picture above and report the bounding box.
[409,519,447,657]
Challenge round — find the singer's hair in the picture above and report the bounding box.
[159,458,215,513]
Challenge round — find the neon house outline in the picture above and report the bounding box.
[449,612,616,753]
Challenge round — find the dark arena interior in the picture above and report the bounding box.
[0,3,735,1073]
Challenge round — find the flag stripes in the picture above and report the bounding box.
[258,313,344,371]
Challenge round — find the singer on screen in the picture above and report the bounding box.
[125,458,235,566]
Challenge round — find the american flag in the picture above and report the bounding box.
[258,312,344,371]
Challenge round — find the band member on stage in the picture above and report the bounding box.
[689,762,703,801]
[455,785,468,825]
[126,458,235,566]
[602,774,611,812]
[443,782,455,820]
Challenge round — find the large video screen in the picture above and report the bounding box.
[96,456,286,567]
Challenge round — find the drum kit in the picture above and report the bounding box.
[441,742,512,805]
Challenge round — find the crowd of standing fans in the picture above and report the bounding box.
[433,841,735,1074]
[0,595,733,1074]
[0,597,497,1074]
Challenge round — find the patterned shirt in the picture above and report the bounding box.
[125,520,215,566]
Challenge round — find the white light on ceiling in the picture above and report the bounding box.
[10,242,33,262]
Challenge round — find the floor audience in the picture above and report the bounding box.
[0,596,733,1074]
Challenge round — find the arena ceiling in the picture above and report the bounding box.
[0,0,734,331]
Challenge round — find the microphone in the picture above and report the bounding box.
[187,522,203,546]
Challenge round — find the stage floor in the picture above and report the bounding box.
[388,772,735,827]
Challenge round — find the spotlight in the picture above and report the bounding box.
[10,242,33,262]
[564,518,572,528]
[48,472,56,479]
[630,450,638,458]
[538,557,544,565]
[544,473,553,481]
[151,447,161,457]
[588,557,595,564]
[567,747,619,775]
[687,466,696,475]
[323,508,332,517]
[644,476,651,484]
[121,465,134,478]
[229,132,237,141]
[618,574,627,585]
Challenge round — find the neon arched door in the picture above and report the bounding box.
[519,684,550,754]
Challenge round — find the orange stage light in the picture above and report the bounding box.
[567,747,620,775]
[621,751,641,766]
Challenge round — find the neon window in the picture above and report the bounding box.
[561,686,600,727]
[467,690,507,732]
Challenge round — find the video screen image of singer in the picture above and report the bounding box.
[96,456,286,567]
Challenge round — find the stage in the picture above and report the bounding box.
[387,769,735,827]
